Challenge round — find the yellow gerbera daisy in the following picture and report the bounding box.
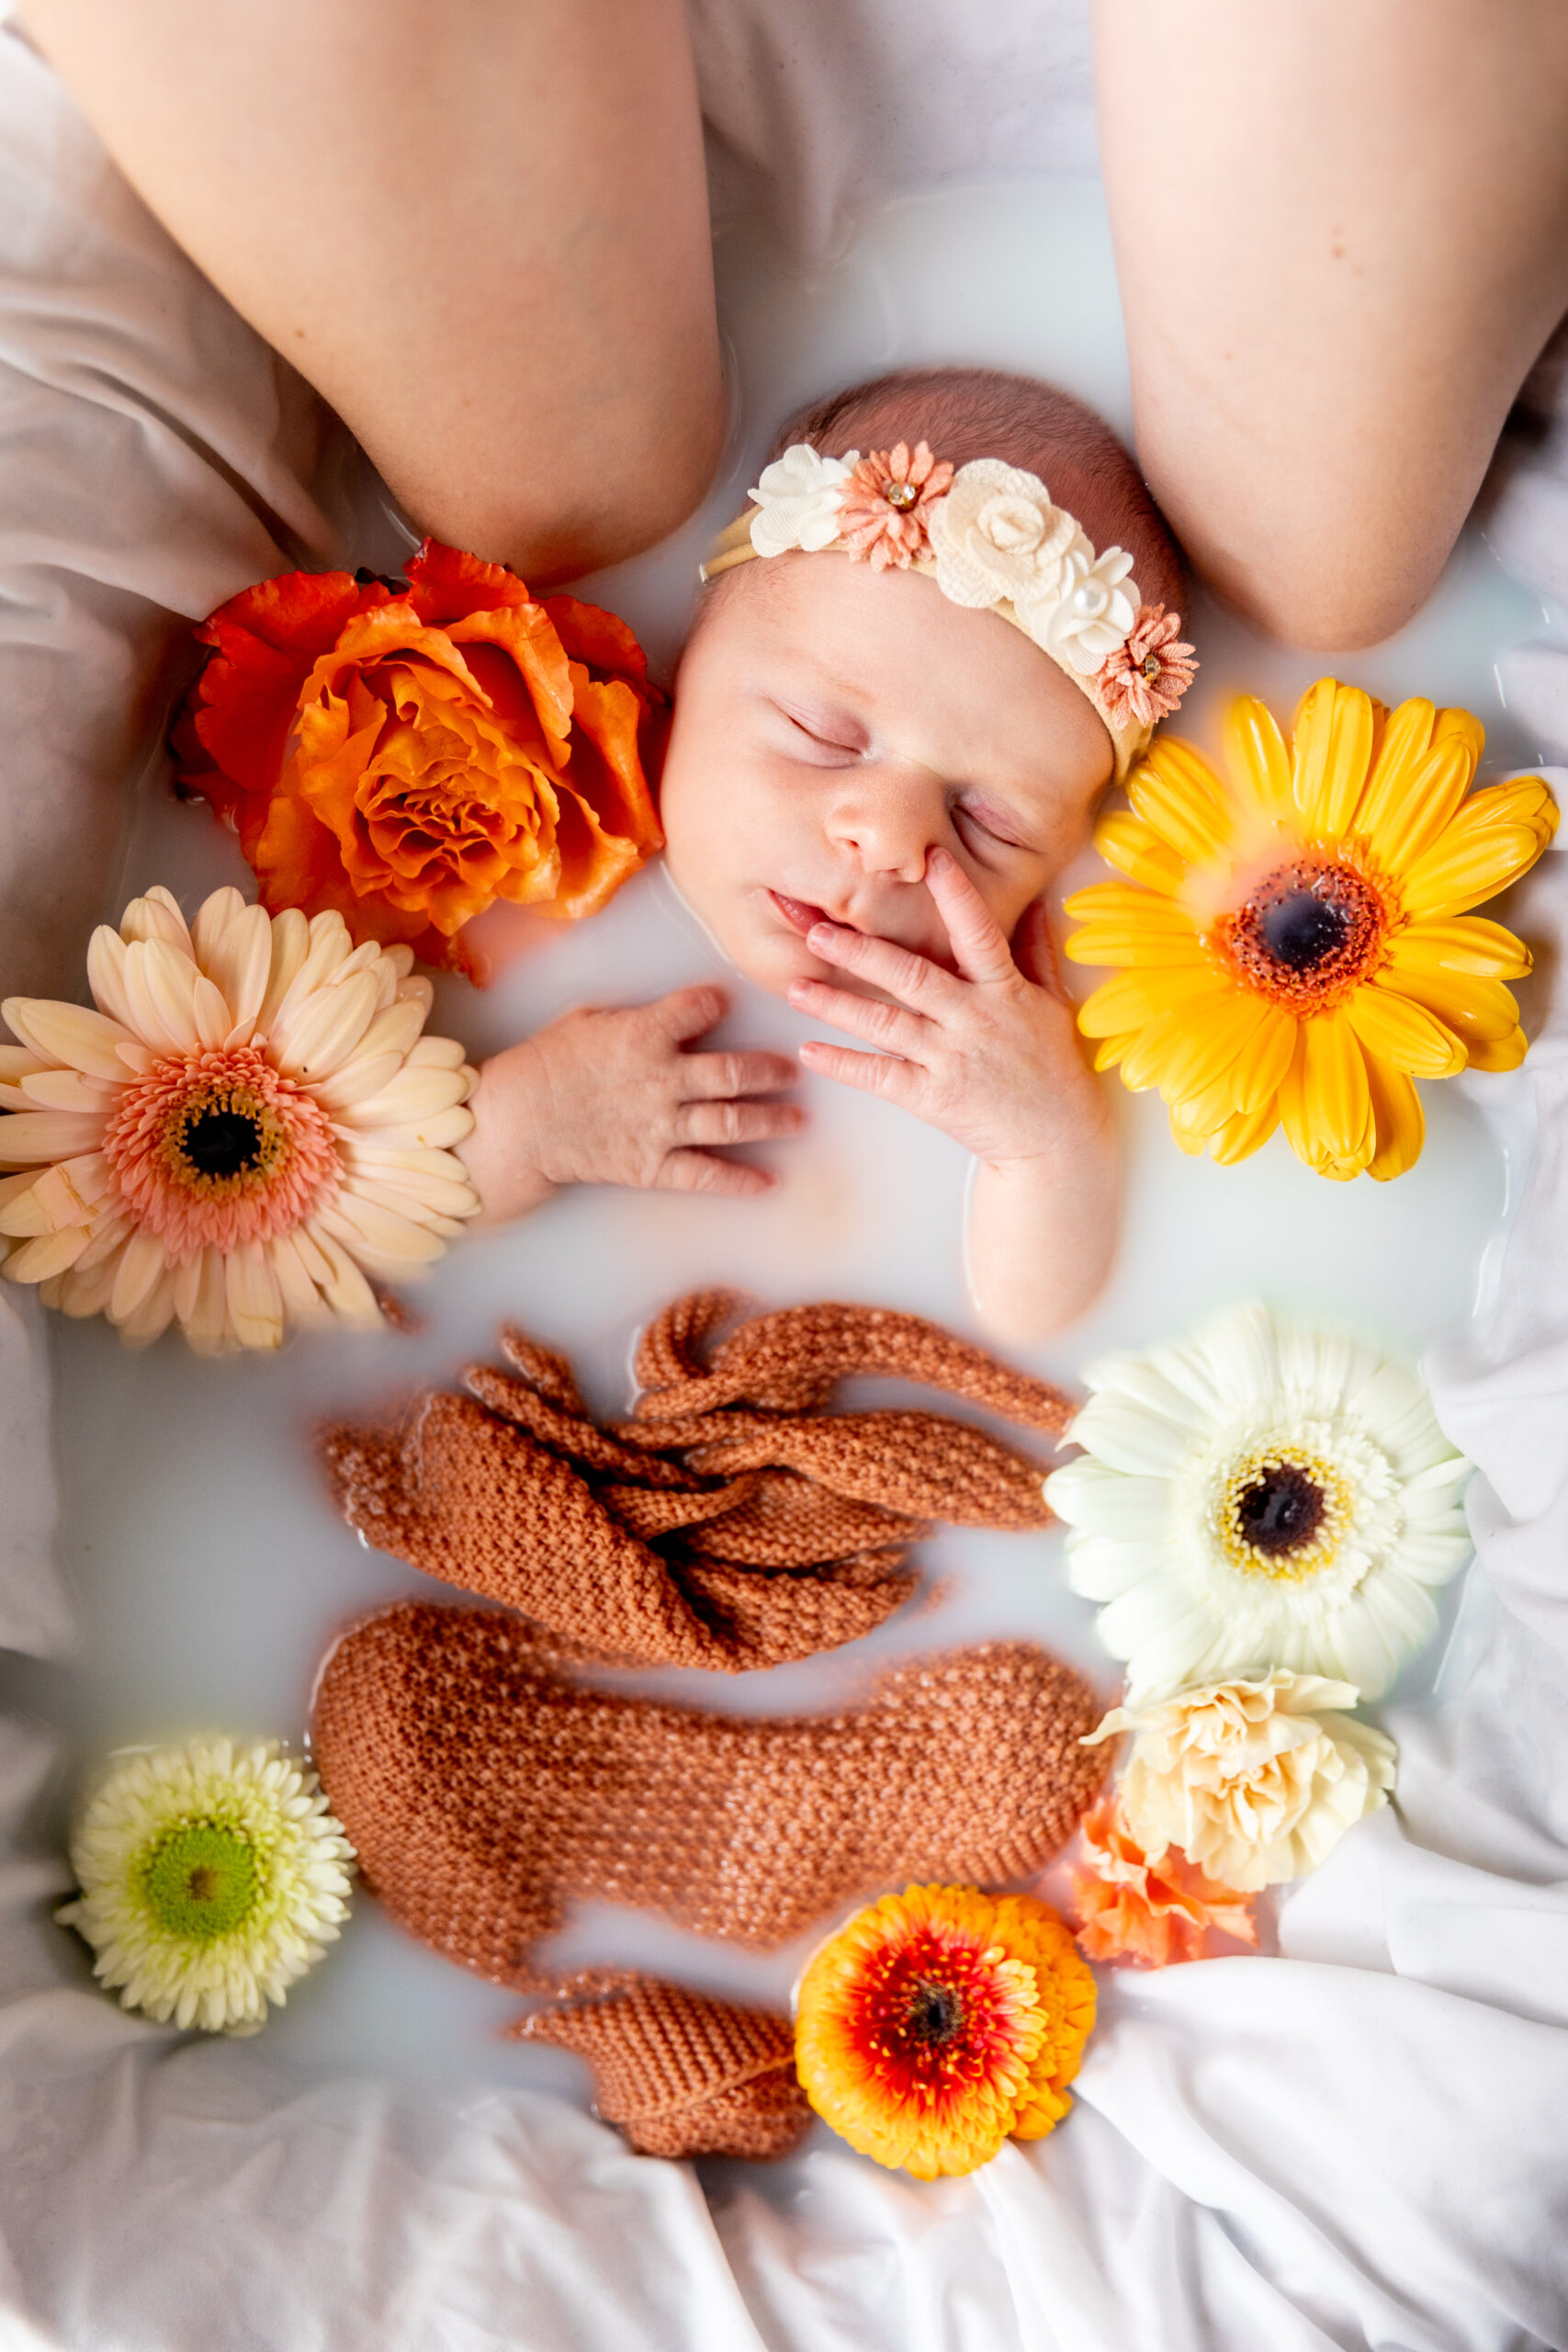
[794,1883,1096,2179]
[1065,680,1558,1180]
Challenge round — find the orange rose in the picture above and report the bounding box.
[173,540,664,975]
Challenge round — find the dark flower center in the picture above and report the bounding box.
[180,1107,265,1178]
[904,1977,964,2044]
[1139,650,1163,681]
[1234,1462,1325,1557]
[1257,889,1348,972]
[1218,857,1387,1011]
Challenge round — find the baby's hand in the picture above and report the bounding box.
[788,848,1104,1170]
[458,985,804,1222]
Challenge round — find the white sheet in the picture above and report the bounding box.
[2,12,1566,2348]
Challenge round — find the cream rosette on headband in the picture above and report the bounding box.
[703,440,1196,780]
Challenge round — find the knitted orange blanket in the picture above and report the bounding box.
[312,1295,1100,2162]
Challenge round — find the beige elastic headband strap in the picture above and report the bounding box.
[699,520,1155,784]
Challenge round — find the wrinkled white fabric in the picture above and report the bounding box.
[1,10,1566,2350]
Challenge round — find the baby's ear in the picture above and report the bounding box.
[1010,899,1066,1000]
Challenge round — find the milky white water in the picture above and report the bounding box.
[24,179,1555,2094]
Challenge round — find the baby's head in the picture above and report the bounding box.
[660,367,1189,998]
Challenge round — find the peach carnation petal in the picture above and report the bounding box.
[1068,1795,1257,1968]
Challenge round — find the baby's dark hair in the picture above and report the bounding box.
[773,366,1185,613]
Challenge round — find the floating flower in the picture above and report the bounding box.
[794,1883,1095,2178]
[57,1736,355,2034]
[173,541,664,977]
[1043,1301,1472,1702]
[1069,1793,1257,1966]
[1028,533,1139,674]
[748,443,861,558]
[0,884,479,1351]
[1093,605,1197,731]
[1086,1671,1397,1893]
[928,458,1079,613]
[836,440,955,571]
[1066,681,1558,1179]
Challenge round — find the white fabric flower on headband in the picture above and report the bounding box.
[748,445,861,559]
[926,458,1077,612]
[1029,534,1139,674]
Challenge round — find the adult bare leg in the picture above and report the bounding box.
[1094,0,1568,648]
[21,0,724,582]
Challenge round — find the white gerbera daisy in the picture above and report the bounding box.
[57,1736,355,2034]
[0,884,479,1351]
[1044,1300,1472,1702]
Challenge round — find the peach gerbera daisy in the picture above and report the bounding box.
[0,884,479,1351]
[837,442,955,571]
[794,1883,1096,2178]
[1065,680,1559,1179]
[1069,1794,1257,1968]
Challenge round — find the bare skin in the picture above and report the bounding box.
[457,986,802,1221]
[20,0,724,582]
[660,557,1120,1340]
[1095,0,1568,648]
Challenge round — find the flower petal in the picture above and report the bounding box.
[0,1111,108,1165]
[1291,679,1374,837]
[1091,812,1188,896]
[1076,964,1231,1039]
[1399,777,1558,919]
[1128,740,1233,865]
[1345,985,1466,1078]
[1223,695,1294,826]
[1,999,137,1079]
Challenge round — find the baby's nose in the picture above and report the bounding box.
[827,769,940,884]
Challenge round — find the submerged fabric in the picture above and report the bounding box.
[1,10,1567,2349]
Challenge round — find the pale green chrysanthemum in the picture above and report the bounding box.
[57,1735,355,2035]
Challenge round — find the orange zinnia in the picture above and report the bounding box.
[174,541,664,976]
[794,1883,1096,2178]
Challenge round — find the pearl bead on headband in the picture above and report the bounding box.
[701,440,1197,782]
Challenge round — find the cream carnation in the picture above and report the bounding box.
[0,884,479,1351]
[58,1736,355,2034]
[748,443,860,559]
[1086,1670,1397,1892]
[927,458,1077,611]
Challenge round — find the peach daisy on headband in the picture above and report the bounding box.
[0,885,479,1351]
[836,441,955,571]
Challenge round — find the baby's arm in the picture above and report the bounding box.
[457,985,802,1222]
[790,851,1118,1340]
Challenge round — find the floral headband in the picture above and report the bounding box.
[702,441,1196,781]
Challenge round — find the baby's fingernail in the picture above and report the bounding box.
[927,847,953,876]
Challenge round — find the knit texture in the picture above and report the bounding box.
[513,1974,812,2160]
[321,1292,1075,1670]
[311,1606,1107,1981]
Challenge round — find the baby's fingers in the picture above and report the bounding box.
[788,976,929,1058]
[804,920,955,1013]
[926,847,1017,986]
[645,983,728,1046]
[674,1099,806,1147]
[798,1039,919,1106]
[655,1148,775,1197]
[682,1047,799,1099]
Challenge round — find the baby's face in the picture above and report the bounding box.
[660,553,1115,998]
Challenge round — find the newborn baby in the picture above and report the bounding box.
[461,368,1194,1339]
